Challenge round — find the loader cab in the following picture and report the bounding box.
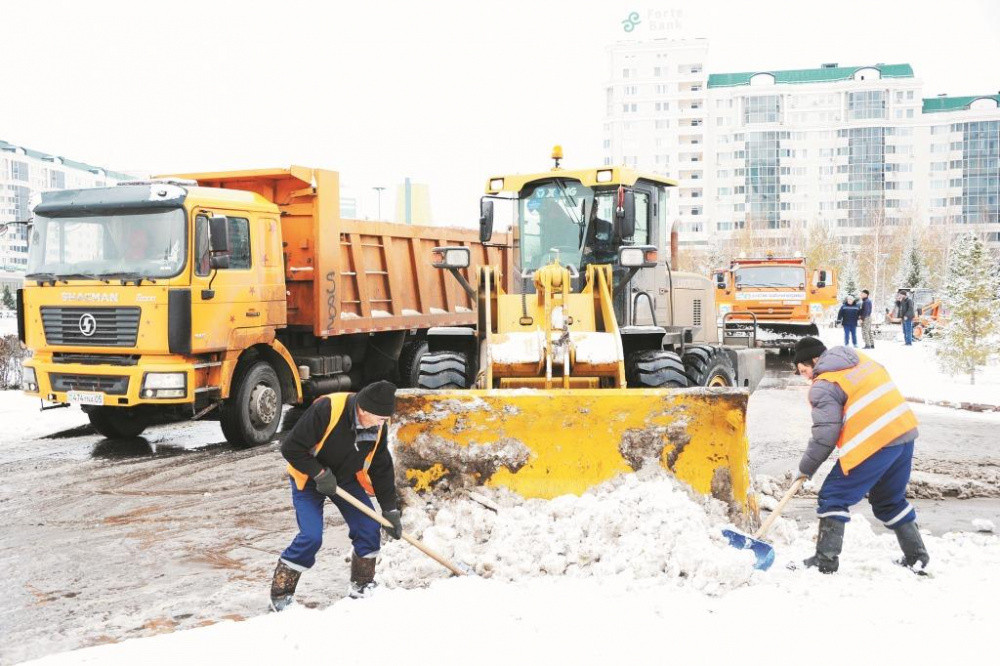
[482,166,674,328]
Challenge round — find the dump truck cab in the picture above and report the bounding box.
[713,255,837,348]
[21,180,294,440]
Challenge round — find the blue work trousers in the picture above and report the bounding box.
[902,319,914,345]
[843,324,858,347]
[817,441,917,528]
[280,476,381,570]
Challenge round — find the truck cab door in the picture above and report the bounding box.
[627,189,658,326]
[191,212,261,352]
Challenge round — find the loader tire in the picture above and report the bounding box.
[682,345,736,388]
[417,351,470,389]
[626,350,688,388]
[220,361,283,447]
[88,406,150,439]
[398,340,429,388]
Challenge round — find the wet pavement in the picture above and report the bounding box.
[2,361,998,663]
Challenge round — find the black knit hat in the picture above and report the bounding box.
[357,380,397,417]
[793,336,827,365]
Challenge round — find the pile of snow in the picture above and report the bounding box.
[26,471,1000,665]
[378,467,756,595]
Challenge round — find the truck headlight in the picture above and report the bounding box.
[23,366,38,392]
[142,372,186,398]
[719,304,732,315]
[809,303,823,314]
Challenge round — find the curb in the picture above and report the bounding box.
[905,396,1000,413]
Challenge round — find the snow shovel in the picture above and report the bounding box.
[722,476,806,571]
[333,487,469,577]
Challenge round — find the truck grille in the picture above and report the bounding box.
[745,305,796,320]
[49,373,129,395]
[41,307,141,347]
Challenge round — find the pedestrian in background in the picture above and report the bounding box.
[836,295,861,347]
[859,289,875,349]
[899,290,916,345]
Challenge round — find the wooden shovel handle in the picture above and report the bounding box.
[333,487,467,576]
[753,476,807,540]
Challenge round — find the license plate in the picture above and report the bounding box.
[67,391,105,406]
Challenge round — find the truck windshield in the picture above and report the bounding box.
[25,209,187,280]
[735,266,805,288]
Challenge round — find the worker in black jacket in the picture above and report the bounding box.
[269,381,402,611]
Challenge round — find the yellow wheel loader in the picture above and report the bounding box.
[393,150,764,524]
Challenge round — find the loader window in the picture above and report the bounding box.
[519,180,594,271]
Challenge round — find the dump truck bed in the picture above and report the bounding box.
[173,166,511,337]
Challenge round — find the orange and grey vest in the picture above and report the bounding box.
[816,352,918,474]
[286,393,386,494]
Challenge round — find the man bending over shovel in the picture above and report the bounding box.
[269,381,403,610]
[792,337,930,574]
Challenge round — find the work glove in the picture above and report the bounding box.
[382,509,402,540]
[313,467,338,497]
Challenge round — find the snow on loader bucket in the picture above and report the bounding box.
[392,387,757,527]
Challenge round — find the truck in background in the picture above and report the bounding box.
[713,255,837,349]
[18,166,509,445]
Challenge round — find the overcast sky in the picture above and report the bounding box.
[2,0,998,226]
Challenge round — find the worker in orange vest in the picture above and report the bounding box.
[269,381,402,611]
[792,337,929,574]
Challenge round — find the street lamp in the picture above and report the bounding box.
[372,187,386,221]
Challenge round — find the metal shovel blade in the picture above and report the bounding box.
[722,529,775,571]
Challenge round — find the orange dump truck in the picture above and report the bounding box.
[19,166,509,444]
[713,256,837,348]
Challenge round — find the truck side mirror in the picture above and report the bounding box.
[209,215,230,269]
[715,272,726,289]
[209,215,230,254]
[479,199,494,243]
[816,269,827,288]
[615,191,636,239]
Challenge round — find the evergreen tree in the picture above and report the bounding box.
[938,234,1000,384]
[1,284,15,310]
[894,234,926,290]
[838,252,859,302]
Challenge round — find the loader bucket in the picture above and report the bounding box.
[392,388,757,527]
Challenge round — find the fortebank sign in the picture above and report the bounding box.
[61,292,119,303]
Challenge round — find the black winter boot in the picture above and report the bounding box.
[893,522,930,573]
[348,552,378,599]
[803,517,845,573]
[269,559,302,612]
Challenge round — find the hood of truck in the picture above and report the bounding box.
[22,284,189,355]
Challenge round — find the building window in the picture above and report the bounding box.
[11,160,29,181]
[743,95,781,124]
[49,170,66,189]
[847,90,886,120]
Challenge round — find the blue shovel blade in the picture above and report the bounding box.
[722,529,776,571]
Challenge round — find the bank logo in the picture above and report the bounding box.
[79,313,97,337]
[622,11,641,32]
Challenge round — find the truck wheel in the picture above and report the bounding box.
[398,340,429,388]
[417,351,470,389]
[88,406,150,439]
[220,361,283,446]
[626,350,688,388]
[682,345,736,387]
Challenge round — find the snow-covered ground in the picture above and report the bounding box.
[818,324,1000,407]
[25,470,1000,665]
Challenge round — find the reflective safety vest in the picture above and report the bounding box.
[815,353,918,475]
[287,393,386,495]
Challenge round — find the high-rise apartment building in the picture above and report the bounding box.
[0,139,132,271]
[603,40,1000,252]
